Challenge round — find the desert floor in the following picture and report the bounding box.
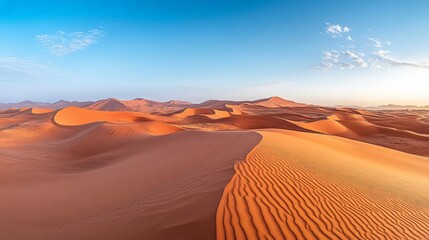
[1,97,428,239]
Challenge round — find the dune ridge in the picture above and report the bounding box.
[217,130,429,240]
[87,98,193,114]
[54,106,151,126]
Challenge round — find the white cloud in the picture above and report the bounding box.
[344,51,368,68]
[318,50,370,71]
[319,49,429,71]
[319,24,429,71]
[326,23,351,38]
[374,50,391,59]
[375,50,429,68]
[368,38,384,48]
[36,28,103,56]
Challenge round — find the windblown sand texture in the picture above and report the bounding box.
[1,96,428,240]
[216,130,429,239]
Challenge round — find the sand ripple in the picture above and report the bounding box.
[217,130,429,240]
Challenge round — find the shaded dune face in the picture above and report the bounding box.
[0,129,261,240]
[217,130,429,240]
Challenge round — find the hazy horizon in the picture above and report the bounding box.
[3,95,429,109]
[1,0,429,106]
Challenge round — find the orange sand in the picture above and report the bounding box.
[217,130,429,239]
[1,96,428,240]
[0,125,261,239]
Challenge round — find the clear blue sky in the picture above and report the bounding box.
[1,0,428,105]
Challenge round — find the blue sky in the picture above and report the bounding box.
[1,0,429,105]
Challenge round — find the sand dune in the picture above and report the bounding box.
[291,110,429,156]
[292,119,356,136]
[217,130,429,239]
[172,107,216,118]
[30,108,55,114]
[0,129,261,240]
[169,108,231,120]
[1,97,428,240]
[246,96,307,108]
[54,106,152,126]
[0,100,94,110]
[87,98,193,114]
[53,106,175,126]
[203,110,231,119]
[225,104,243,115]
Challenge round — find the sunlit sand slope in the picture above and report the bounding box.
[217,130,429,240]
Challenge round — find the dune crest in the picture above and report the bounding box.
[31,108,55,114]
[217,130,429,239]
[87,98,193,113]
[172,107,215,118]
[54,106,154,126]
[249,96,308,108]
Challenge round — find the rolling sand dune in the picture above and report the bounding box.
[54,106,152,126]
[225,104,243,115]
[0,129,261,240]
[53,106,174,126]
[291,110,429,156]
[245,96,307,108]
[172,107,216,118]
[1,97,428,239]
[202,110,231,119]
[30,108,55,114]
[0,100,94,110]
[291,119,355,136]
[87,98,192,114]
[217,130,429,239]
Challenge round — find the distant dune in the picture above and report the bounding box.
[0,96,428,239]
[87,98,193,114]
[367,104,429,110]
[3,97,429,111]
[0,100,94,110]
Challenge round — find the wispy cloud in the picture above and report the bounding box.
[344,51,368,68]
[325,23,351,38]
[0,57,58,81]
[318,50,369,71]
[318,24,428,71]
[36,28,103,57]
[368,37,391,48]
[375,50,429,68]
